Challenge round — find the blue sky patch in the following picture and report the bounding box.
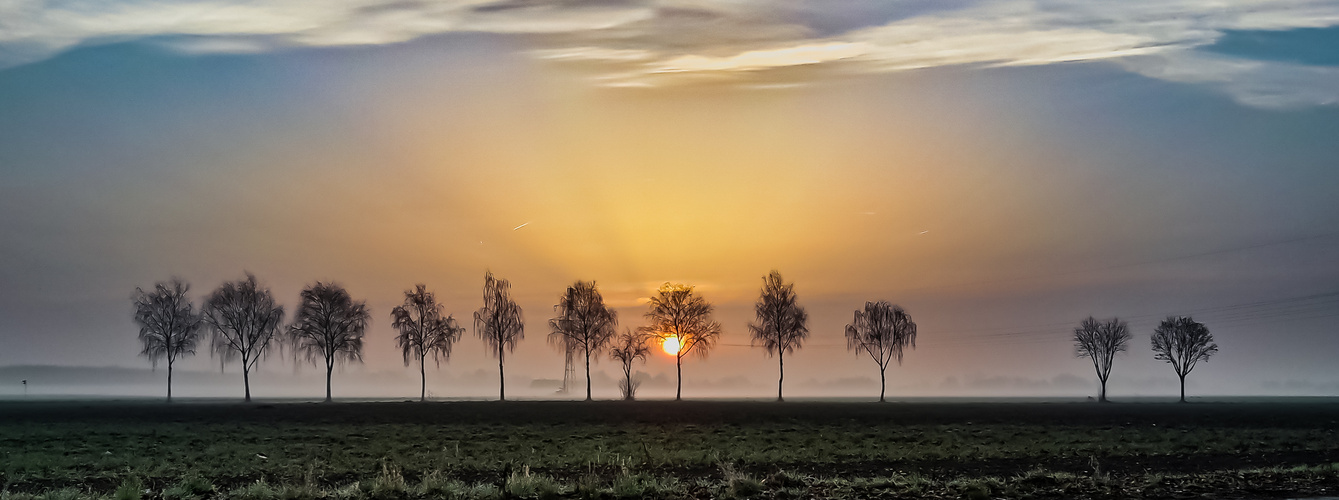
[1204,27,1339,66]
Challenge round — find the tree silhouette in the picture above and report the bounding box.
[548,281,617,401]
[288,282,370,402]
[639,283,721,401]
[203,273,284,402]
[748,270,809,402]
[132,278,203,402]
[391,284,463,402]
[1151,316,1218,403]
[845,301,917,402]
[474,271,524,401]
[1073,316,1131,403]
[608,329,651,400]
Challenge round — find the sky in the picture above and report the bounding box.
[1,0,1338,400]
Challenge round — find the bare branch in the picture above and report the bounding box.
[549,280,617,400]
[287,282,370,401]
[638,282,722,400]
[845,301,917,401]
[1073,316,1131,402]
[474,271,525,400]
[1151,315,1218,402]
[391,284,464,401]
[131,278,203,401]
[201,273,284,402]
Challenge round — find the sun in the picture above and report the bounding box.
[661,336,681,356]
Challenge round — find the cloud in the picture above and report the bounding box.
[2,0,1338,107]
[0,0,653,64]
[1119,49,1339,108]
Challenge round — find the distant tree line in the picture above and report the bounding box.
[132,270,1218,403]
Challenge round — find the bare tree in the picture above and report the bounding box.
[1073,316,1131,403]
[1151,316,1218,403]
[288,282,370,402]
[474,271,524,401]
[845,301,917,402]
[391,284,464,402]
[203,273,284,402]
[639,283,721,401]
[548,281,617,401]
[748,270,809,402]
[608,329,651,400]
[132,278,203,402]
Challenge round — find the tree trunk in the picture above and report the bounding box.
[777,351,784,402]
[623,365,634,401]
[325,361,334,403]
[167,363,173,403]
[1099,378,1108,403]
[879,367,886,403]
[1179,374,1186,403]
[419,316,427,402]
[675,355,683,401]
[419,354,426,402]
[498,348,506,401]
[585,350,592,401]
[243,366,252,403]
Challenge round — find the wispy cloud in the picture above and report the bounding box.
[2,0,1337,107]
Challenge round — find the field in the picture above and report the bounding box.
[2,400,1338,499]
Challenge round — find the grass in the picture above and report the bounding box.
[1,400,1337,498]
[1,466,1337,499]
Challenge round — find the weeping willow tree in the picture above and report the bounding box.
[475,272,524,401]
[549,281,617,401]
[391,284,463,401]
[132,278,203,402]
[845,301,916,402]
[203,273,284,402]
[288,282,370,402]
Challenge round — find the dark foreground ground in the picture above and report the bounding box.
[2,399,1338,499]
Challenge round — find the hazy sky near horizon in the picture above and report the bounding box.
[2,0,1339,399]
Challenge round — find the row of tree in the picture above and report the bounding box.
[133,270,1215,403]
[1074,315,1219,403]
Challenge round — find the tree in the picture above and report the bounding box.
[391,284,464,402]
[608,329,651,400]
[1151,316,1218,403]
[748,270,809,402]
[845,301,917,402]
[132,278,203,402]
[203,273,284,402]
[1073,316,1131,403]
[548,281,618,401]
[639,283,721,401]
[474,271,524,401]
[288,282,370,402]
